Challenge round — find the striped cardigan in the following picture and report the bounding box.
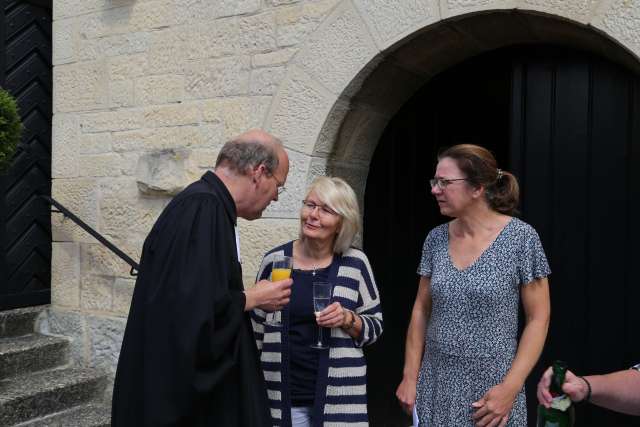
[251,241,383,427]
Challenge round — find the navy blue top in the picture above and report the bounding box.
[289,266,330,407]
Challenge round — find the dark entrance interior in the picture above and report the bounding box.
[0,0,52,310]
[363,45,640,426]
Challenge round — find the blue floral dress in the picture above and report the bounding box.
[415,217,550,426]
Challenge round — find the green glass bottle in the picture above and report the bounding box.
[537,360,575,427]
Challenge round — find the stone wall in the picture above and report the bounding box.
[49,0,640,385]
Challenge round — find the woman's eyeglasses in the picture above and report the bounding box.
[301,200,339,217]
[429,177,467,190]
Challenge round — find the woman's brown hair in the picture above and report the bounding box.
[438,144,519,215]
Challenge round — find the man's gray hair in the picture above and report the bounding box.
[215,138,280,176]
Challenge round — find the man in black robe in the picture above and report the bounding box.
[111,129,293,426]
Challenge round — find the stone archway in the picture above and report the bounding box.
[262,2,640,425]
[263,1,640,221]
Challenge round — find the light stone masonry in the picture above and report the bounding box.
[50,0,639,383]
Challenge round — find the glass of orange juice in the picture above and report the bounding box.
[265,255,292,327]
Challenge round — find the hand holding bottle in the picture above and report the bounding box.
[537,367,588,406]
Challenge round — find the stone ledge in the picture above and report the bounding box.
[0,367,107,426]
[17,403,111,427]
[0,305,49,338]
[0,334,69,379]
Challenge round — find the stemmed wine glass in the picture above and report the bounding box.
[264,255,293,327]
[310,281,332,349]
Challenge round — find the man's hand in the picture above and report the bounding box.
[537,367,588,407]
[244,278,292,312]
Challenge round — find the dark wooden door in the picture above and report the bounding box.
[0,0,52,310]
[363,46,640,426]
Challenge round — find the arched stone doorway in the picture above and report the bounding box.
[264,4,640,427]
[364,44,640,426]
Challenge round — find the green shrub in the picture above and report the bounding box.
[0,87,23,173]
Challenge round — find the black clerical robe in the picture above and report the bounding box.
[111,171,271,427]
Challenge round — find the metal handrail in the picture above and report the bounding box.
[42,195,139,276]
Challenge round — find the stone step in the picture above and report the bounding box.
[15,403,111,427]
[0,334,69,378]
[0,368,107,426]
[0,306,47,338]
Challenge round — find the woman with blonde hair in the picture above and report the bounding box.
[252,176,383,427]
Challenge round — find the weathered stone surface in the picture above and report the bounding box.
[202,97,271,140]
[80,275,114,312]
[41,309,86,366]
[51,178,99,243]
[112,278,135,316]
[520,0,600,23]
[79,132,112,155]
[0,367,107,426]
[100,196,167,240]
[250,66,287,95]
[267,66,334,154]
[315,98,350,157]
[25,403,111,427]
[109,80,134,108]
[79,153,137,177]
[54,0,129,20]
[0,306,47,338]
[75,6,132,39]
[275,0,341,47]
[295,1,378,95]
[353,0,440,48]
[80,243,136,279]
[52,18,74,65]
[136,149,191,196]
[99,177,142,200]
[78,32,151,62]
[190,0,261,19]
[326,161,369,219]
[51,242,80,309]
[146,28,192,75]
[594,0,640,56]
[185,56,251,99]
[88,315,126,374]
[239,12,278,53]
[111,125,220,153]
[238,218,300,280]
[183,20,239,60]
[252,48,298,67]
[0,334,69,378]
[54,60,109,113]
[80,109,145,133]
[331,103,389,164]
[135,74,185,105]
[268,0,302,5]
[108,54,149,81]
[143,104,202,128]
[441,0,518,17]
[52,114,81,178]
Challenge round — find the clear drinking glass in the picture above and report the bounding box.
[310,281,332,349]
[264,255,293,327]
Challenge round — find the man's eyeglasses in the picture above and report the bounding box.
[429,177,467,190]
[270,173,286,195]
[301,200,339,217]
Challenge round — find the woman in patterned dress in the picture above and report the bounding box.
[396,144,551,426]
